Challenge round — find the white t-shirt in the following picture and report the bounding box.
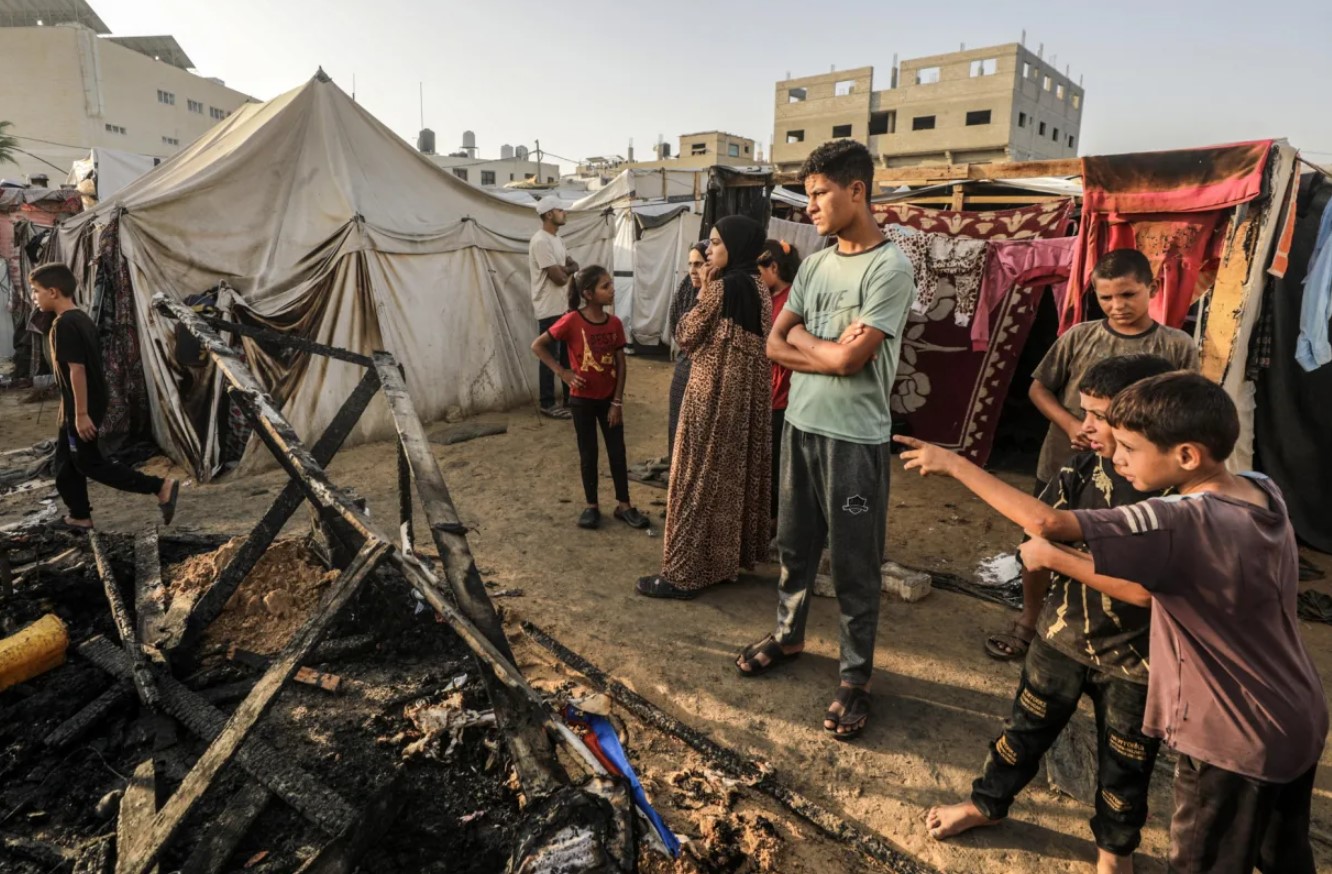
[528,229,569,320]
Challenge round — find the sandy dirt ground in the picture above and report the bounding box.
[3,357,1331,874]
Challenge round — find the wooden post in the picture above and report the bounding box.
[949,184,966,211]
[134,529,168,651]
[179,782,271,874]
[88,531,158,707]
[115,760,158,874]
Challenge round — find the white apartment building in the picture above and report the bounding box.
[0,1,252,181]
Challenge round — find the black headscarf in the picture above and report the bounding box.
[713,215,766,336]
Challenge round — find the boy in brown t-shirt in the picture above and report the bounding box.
[900,373,1327,873]
[987,249,1197,664]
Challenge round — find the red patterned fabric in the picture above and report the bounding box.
[1062,141,1274,332]
[872,198,1075,239]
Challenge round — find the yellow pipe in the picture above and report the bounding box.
[0,614,70,693]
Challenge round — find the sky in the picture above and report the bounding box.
[91,0,1332,174]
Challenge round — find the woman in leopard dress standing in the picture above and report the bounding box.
[637,215,772,599]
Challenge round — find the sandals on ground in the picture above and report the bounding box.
[734,634,801,678]
[824,686,871,740]
[984,621,1036,661]
[540,406,573,420]
[614,507,650,529]
[635,575,698,600]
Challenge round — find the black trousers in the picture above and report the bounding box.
[54,424,164,520]
[770,407,785,520]
[971,638,1161,856]
[537,315,570,410]
[1167,755,1317,873]
[569,397,629,506]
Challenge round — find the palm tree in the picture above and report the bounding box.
[0,121,18,167]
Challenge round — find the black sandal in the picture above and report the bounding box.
[735,634,801,677]
[824,686,871,740]
[159,479,181,526]
[635,575,697,600]
[984,622,1035,661]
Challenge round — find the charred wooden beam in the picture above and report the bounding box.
[88,531,159,708]
[73,836,113,874]
[200,314,374,367]
[45,681,132,750]
[115,760,158,874]
[171,367,383,655]
[78,637,354,836]
[522,621,938,874]
[134,529,168,651]
[180,781,271,874]
[373,352,562,796]
[115,539,388,874]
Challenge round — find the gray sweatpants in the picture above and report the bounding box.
[774,423,890,687]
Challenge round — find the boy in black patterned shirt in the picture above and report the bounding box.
[905,354,1176,874]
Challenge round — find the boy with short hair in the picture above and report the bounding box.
[733,139,915,740]
[900,373,1327,873]
[989,248,1198,662]
[30,263,180,531]
[912,353,1175,874]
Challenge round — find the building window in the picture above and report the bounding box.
[1022,61,1033,79]
[1042,75,1052,92]
[481,170,495,185]
[912,115,936,131]
[868,111,893,136]
[834,79,854,97]
[1067,135,1075,148]
[832,123,852,138]
[547,177,554,183]
[210,106,227,120]
[969,58,997,77]
[787,87,807,103]
[1018,111,1027,128]
[1053,127,1060,141]
[1039,120,1047,135]
[1071,93,1081,110]
[104,124,126,135]
[965,110,991,126]
[453,168,468,181]
[786,130,805,143]
[690,143,707,155]
[509,173,515,181]
[915,66,940,85]
[161,136,179,146]
[157,89,175,105]
[744,144,750,153]
[727,143,740,157]
[1056,84,1066,100]
[187,99,203,114]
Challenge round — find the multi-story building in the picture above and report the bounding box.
[625,131,760,171]
[772,43,1083,172]
[417,132,557,187]
[0,1,253,182]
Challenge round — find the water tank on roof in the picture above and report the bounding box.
[417,128,436,154]
[515,145,529,160]
[500,144,514,159]
[461,130,477,156]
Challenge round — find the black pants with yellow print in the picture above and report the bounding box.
[971,638,1161,857]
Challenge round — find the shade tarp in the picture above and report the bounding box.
[53,75,613,478]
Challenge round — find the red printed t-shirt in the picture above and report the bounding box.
[1074,474,1328,782]
[548,310,627,400]
[770,286,792,411]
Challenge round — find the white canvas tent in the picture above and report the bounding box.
[68,148,161,202]
[572,169,705,346]
[52,74,613,479]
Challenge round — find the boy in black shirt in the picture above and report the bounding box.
[906,354,1176,874]
[30,264,180,531]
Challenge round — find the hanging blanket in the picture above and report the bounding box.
[94,216,152,443]
[1062,140,1274,332]
[875,201,1072,464]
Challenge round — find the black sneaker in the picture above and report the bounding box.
[578,507,601,529]
[614,507,650,529]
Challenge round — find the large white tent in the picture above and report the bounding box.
[52,74,613,478]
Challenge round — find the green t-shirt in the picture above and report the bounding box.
[784,240,916,445]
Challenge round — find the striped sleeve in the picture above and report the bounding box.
[1073,497,1192,593]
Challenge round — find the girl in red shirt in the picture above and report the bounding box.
[533,266,650,531]
[757,239,802,526]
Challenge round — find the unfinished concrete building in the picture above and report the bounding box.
[772,43,1084,172]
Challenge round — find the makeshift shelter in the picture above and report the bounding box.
[67,147,161,206]
[1,187,82,365]
[49,73,614,480]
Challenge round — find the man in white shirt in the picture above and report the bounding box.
[529,196,579,418]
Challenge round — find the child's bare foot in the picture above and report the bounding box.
[1097,849,1133,874]
[63,516,93,530]
[924,800,1000,840]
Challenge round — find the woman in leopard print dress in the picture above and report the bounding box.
[637,216,772,598]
